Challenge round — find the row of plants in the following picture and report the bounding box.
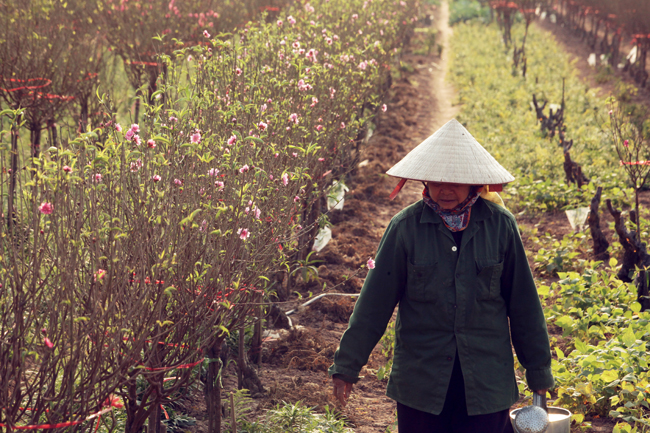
[448,18,631,213]
[0,0,419,431]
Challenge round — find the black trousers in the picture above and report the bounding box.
[397,354,515,433]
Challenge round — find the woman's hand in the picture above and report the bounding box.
[332,377,354,406]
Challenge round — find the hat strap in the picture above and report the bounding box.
[389,178,407,200]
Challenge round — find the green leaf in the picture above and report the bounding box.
[630,302,642,313]
[621,328,636,348]
[609,257,619,268]
[572,413,584,424]
[601,370,619,383]
[574,339,588,353]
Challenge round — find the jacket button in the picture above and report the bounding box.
[453,304,457,309]
[447,356,452,361]
[452,246,457,252]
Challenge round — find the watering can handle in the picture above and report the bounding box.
[532,392,548,413]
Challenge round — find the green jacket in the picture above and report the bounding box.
[328,198,554,416]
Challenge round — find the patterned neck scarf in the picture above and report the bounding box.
[422,187,481,232]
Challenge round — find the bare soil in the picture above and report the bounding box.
[182,6,650,433]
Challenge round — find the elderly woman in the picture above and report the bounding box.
[328,119,553,433]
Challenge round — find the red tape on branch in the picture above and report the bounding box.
[0,77,52,93]
[129,60,159,67]
[621,160,650,165]
[0,397,123,431]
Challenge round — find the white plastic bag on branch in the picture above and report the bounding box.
[565,207,590,232]
[327,181,349,211]
[312,226,332,252]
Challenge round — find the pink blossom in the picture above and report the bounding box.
[227,135,237,145]
[294,196,300,202]
[298,79,312,91]
[292,152,298,157]
[239,164,250,173]
[208,168,219,176]
[133,135,142,146]
[152,175,161,182]
[624,139,629,147]
[258,121,268,131]
[147,139,156,148]
[340,122,346,129]
[39,202,53,215]
[267,98,273,104]
[130,124,139,133]
[326,37,333,45]
[203,30,210,38]
[305,3,315,12]
[235,68,242,76]
[367,258,376,269]
[237,228,251,240]
[282,173,289,186]
[174,178,183,186]
[358,61,368,70]
[287,15,296,25]
[289,113,299,124]
[169,116,178,122]
[254,207,261,219]
[130,159,143,172]
[352,13,359,19]
[318,157,325,161]
[316,125,323,131]
[95,268,106,282]
[191,132,201,144]
[215,180,224,190]
[333,34,339,40]
[382,104,387,112]
[125,129,134,141]
[44,337,54,349]
[330,87,336,99]
[608,110,613,116]
[277,20,283,26]
[115,124,122,132]
[94,173,102,183]
[261,103,267,112]
[63,165,72,173]
[310,97,319,107]
[292,41,301,49]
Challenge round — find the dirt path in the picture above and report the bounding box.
[375,0,460,219]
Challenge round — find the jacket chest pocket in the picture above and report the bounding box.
[475,260,504,301]
[407,261,444,303]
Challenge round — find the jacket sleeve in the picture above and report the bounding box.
[501,216,555,392]
[328,217,407,380]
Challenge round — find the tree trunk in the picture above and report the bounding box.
[7,114,20,231]
[30,122,41,159]
[588,187,609,261]
[206,340,223,433]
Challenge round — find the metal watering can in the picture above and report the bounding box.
[510,394,572,433]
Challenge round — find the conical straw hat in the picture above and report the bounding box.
[386,119,515,185]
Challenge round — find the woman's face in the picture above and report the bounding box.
[427,182,472,210]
